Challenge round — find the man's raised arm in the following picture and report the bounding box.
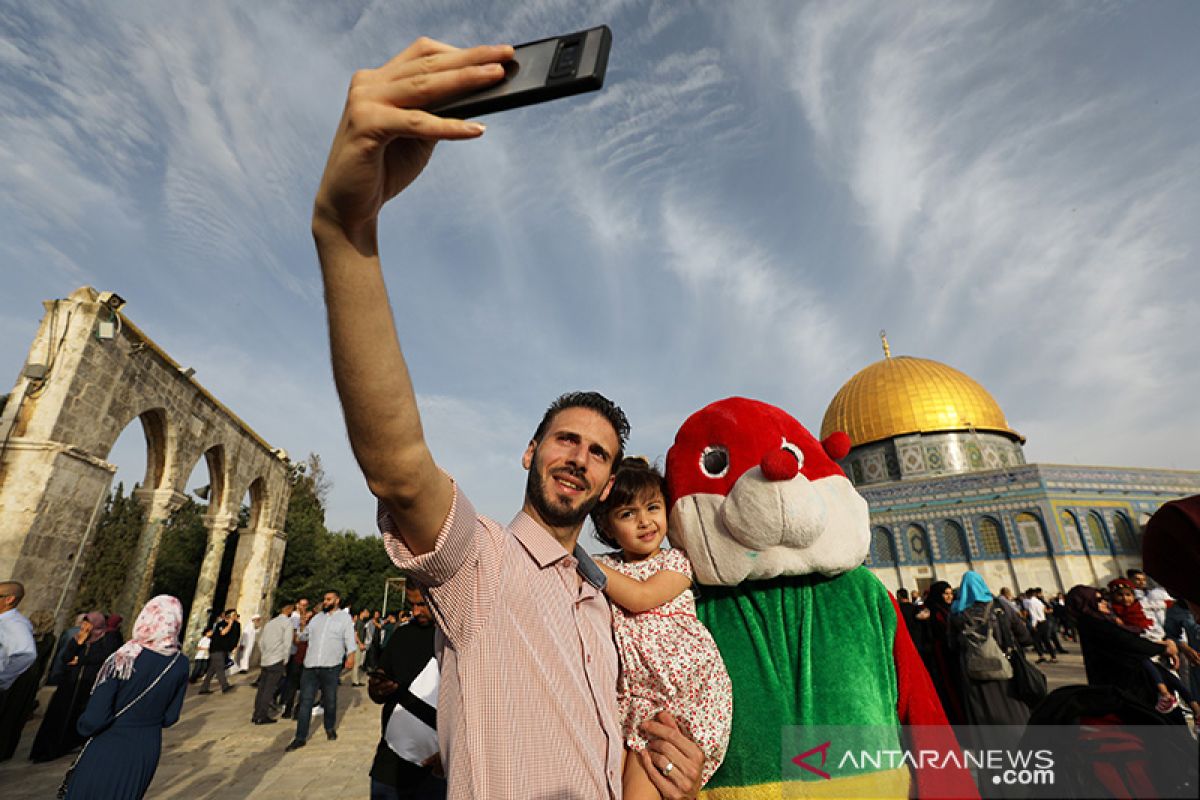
[312,38,512,553]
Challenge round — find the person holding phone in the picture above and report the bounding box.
[312,37,706,800]
[368,585,442,799]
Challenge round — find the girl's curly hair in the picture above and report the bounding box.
[589,456,668,550]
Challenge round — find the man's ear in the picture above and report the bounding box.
[521,440,537,470]
[598,473,616,502]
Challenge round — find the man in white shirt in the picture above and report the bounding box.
[1021,589,1055,664]
[286,590,357,750]
[0,582,36,694]
[252,602,295,725]
[1130,569,1171,631]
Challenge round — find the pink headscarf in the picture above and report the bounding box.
[94,595,182,687]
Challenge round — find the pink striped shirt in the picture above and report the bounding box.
[379,480,623,799]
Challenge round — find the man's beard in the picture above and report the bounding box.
[525,455,601,529]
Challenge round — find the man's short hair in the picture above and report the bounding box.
[895,588,909,601]
[532,391,630,463]
[1126,568,1144,579]
[0,581,24,605]
[324,589,341,598]
[224,608,237,615]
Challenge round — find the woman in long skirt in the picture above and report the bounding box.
[29,612,115,762]
[64,594,189,799]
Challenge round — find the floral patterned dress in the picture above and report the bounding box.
[596,548,733,785]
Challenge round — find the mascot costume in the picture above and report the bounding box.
[666,398,977,798]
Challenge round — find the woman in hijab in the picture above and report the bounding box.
[1067,585,1179,711]
[63,595,189,799]
[918,580,966,723]
[29,611,118,762]
[102,613,125,648]
[46,613,87,687]
[949,571,1033,726]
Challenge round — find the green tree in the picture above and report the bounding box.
[275,454,399,613]
[74,482,146,615]
[149,498,208,621]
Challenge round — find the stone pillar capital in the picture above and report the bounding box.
[202,512,239,534]
[131,487,188,514]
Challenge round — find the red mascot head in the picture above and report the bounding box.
[665,397,868,586]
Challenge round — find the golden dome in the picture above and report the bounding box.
[820,354,1023,447]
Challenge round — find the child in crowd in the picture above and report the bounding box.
[1109,579,1199,716]
[591,457,732,799]
[189,627,212,683]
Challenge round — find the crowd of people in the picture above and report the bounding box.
[896,566,1200,730]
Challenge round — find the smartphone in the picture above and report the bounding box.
[429,25,611,118]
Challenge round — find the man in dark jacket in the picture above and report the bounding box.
[368,585,443,799]
[199,609,240,694]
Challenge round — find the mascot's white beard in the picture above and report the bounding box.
[669,470,871,587]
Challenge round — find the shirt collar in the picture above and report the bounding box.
[509,512,608,591]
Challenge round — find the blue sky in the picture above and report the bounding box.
[3,1,1198,539]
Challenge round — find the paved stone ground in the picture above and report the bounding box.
[1,671,380,799]
[2,651,1092,798]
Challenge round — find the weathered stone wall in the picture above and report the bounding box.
[0,287,291,648]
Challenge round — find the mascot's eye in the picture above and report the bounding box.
[700,446,729,478]
[781,440,805,468]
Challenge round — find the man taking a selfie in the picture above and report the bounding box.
[312,36,705,800]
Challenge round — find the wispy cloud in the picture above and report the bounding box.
[4,0,1197,538]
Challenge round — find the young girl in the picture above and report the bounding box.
[591,457,732,799]
[1108,579,1200,716]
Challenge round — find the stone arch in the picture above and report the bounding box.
[98,406,172,493]
[977,516,1007,557]
[1013,511,1063,592]
[974,515,1019,592]
[905,522,934,569]
[0,287,291,637]
[1112,512,1138,553]
[939,519,971,566]
[1083,511,1112,555]
[869,526,903,591]
[1058,509,1083,552]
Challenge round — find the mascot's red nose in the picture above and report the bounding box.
[761,448,800,482]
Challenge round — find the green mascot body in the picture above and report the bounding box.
[666,398,976,799]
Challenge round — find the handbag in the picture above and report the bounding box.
[962,602,1013,681]
[996,606,1048,706]
[58,652,181,799]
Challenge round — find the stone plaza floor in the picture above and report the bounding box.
[2,651,1092,798]
[1,671,381,798]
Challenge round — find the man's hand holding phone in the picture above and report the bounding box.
[312,38,513,248]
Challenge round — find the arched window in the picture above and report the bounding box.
[907,524,930,560]
[939,520,968,561]
[870,527,897,566]
[978,517,1005,556]
[1112,513,1138,553]
[1015,512,1047,553]
[1059,510,1082,551]
[1085,512,1109,554]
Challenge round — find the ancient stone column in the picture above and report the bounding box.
[182,511,238,653]
[225,526,287,623]
[117,487,188,620]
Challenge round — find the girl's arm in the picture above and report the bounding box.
[597,562,691,614]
